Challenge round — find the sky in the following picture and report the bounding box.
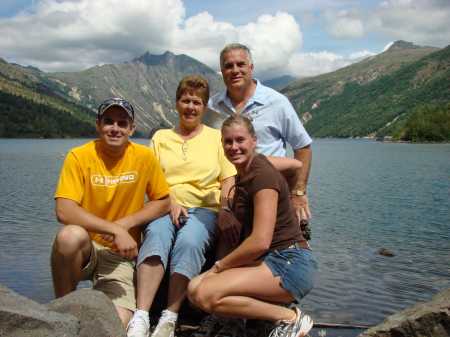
[0,0,449,79]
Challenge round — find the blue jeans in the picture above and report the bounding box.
[137,207,217,280]
[264,247,317,303]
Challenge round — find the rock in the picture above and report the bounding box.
[47,288,126,337]
[378,248,395,257]
[359,287,450,337]
[0,283,79,337]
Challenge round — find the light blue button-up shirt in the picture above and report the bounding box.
[207,80,312,157]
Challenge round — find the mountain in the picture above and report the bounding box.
[48,51,224,135]
[282,41,449,139]
[0,59,96,137]
[263,75,297,91]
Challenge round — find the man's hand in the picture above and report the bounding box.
[101,217,134,243]
[291,194,311,221]
[111,226,138,260]
[217,207,241,248]
[170,202,188,228]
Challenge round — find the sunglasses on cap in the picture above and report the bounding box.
[97,97,135,121]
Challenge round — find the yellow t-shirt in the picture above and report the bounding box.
[151,125,236,211]
[54,140,170,248]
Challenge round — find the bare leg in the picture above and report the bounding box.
[136,256,165,310]
[116,306,133,327]
[51,225,92,297]
[166,272,189,313]
[189,263,297,322]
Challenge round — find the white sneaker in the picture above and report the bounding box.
[127,314,150,337]
[269,307,313,337]
[151,320,176,337]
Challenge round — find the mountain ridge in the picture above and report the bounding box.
[47,50,224,135]
[1,41,448,140]
[282,41,450,139]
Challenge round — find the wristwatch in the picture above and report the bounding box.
[291,189,306,196]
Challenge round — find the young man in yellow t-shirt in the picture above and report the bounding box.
[51,97,170,327]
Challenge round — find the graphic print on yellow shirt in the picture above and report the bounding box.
[55,140,169,248]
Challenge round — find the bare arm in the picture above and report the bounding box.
[266,156,302,172]
[215,189,278,271]
[220,175,235,208]
[292,145,312,220]
[115,196,170,230]
[56,198,121,234]
[55,198,138,258]
[55,196,170,258]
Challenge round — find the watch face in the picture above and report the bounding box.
[293,190,305,196]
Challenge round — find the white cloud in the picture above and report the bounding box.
[324,9,365,39]
[286,49,377,78]
[0,0,185,71]
[369,0,450,47]
[382,41,395,52]
[0,0,302,77]
[287,52,348,78]
[349,50,376,60]
[172,11,302,78]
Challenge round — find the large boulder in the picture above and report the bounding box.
[47,288,126,337]
[0,284,79,337]
[359,288,450,337]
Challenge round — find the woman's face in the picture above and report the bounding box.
[222,123,257,168]
[176,91,205,130]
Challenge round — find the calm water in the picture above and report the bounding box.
[0,138,449,328]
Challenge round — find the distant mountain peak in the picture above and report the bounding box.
[131,51,176,65]
[387,40,421,51]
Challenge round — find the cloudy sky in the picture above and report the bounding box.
[1,0,449,79]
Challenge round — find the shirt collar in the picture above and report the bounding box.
[219,79,267,107]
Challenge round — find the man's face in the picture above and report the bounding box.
[96,106,135,151]
[221,49,254,92]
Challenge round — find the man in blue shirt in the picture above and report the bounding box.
[207,43,313,221]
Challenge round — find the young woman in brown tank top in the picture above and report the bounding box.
[188,115,317,337]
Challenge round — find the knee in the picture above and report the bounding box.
[143,216,173,242]
[187,276,201,302]
[53,225,90,256]
[176,234,203,255]
[187,280,218,313]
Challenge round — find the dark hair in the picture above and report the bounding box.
[176,75,209,105]
[221,114,256,139]
[220,43,253,68]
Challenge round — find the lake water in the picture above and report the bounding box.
[0,138,449,331]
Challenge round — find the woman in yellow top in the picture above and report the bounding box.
[127,75,236,337]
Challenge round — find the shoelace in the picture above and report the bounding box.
[268,321,293,337]
[152,319,175,336]
[127,317,149,335]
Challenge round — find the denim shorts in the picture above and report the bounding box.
[264,247,317,303]
[137,207,217,280]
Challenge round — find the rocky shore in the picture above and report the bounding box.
[1,283,449,337]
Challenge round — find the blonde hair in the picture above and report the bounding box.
[221,114,256,139]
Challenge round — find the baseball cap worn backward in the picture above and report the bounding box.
[97,97,135,121]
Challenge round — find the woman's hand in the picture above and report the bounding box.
[170,202,189,228]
